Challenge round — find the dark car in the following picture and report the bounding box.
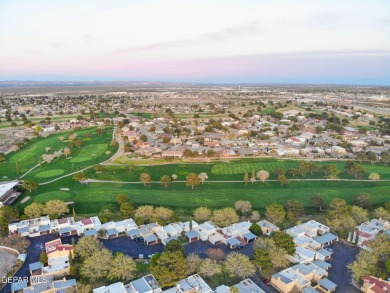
[262,278,270,286]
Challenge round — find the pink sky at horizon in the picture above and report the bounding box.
[1,0,389,84]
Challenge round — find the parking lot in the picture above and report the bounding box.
[1,235,360,293]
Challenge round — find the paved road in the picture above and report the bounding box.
[1,235,359,293]
[327,242,360,293]
[1,235,77,293]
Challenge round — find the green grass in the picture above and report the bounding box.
[14,172,390,217]
[0,126,116,182]
[132,113,153,119]
[10,157,390,217]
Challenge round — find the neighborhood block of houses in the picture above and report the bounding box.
[271,221,339,293]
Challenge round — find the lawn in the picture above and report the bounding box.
[14,172,390,218]
[10,157,390,217]
[0,126,116,182]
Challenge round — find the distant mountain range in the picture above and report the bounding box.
[0,80,200,88]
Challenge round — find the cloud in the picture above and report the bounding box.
[110,21,263,55]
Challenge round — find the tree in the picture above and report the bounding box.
[326,198,350,235]
[0,234,30,253]
[186,173,201,189]
[75,237,103,261]
[212,207,239,227]
[289,168,299,177]
[284,200,304,223]
[308,161,318,174]
[268,245,290,269]
[0,153,6,162]
[207,248,225,260]
[350,206,368,225]
[348,250,379,281]
[367,151,377,163]
[186,253,201,274]
[44,200,69,218]
[243,172,249,185]
[271,231,295,255]
[81,248,112,282]
[367,234,390,257]
[354,193,372,209]
[324,164,340,178]
[277,175,289,186]
[45,146,51,153]
[139,173,152,186]
[298,161,310,176]
[160,175,172,188]
[250,170,256,184]
[24,203,44,219]
[198,172,208,184]
[139,134,147,142]
[0,206,19,222]
[252,248,272,271]
[194,207,212,222]
[0,217,9,235]
[356,152,367,163]
[234,200,252,215]
[63,147,71,158]
[265,203,286,224]
[107,252,136,281]
[311,194,327,211]
[381,151,390,165]
[250,210,261,222]
[154,206,174,224]
[164,239,185,256]
[39,251,48,265]
[22,180,38,192]
[275,168,285,176]
[171,174,178,181]
[199,259,222,278]
[116,194,129,205]
[151,251,188,287]
[368,172,380,181]
[134,205,154,223]
[373,207,390,221]
[92,164,103,173]
[120,202,134,219]
[256,170,270,183]
[125,163,134,174]
[73,171,87,182]
[225,252,255,279]
[249,223,262,236]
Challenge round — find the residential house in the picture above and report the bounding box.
[51,217,77,237]
[271,267,311,293]
[231,278,266,293]
[94,282,127,293]
[127,274,162,293]
[163,274,212,293]
[8,216,51,238]
[361,276,390,293]
[193,221,218,241]
[75,216,102,237]
[14,275,77,293]
[257,220,280,236]
[139,223,161,246]
[356,218,389,249]
[36,238,74,277]
[316,278,337,292]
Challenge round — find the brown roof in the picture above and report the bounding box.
[81,218,93,225]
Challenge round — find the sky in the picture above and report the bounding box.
[0,0,390,85]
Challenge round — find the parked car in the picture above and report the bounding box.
[262,278,270,286]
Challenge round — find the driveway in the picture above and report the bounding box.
[101,237,164,258]
[1,235,77,293]
[327,241,360,293]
